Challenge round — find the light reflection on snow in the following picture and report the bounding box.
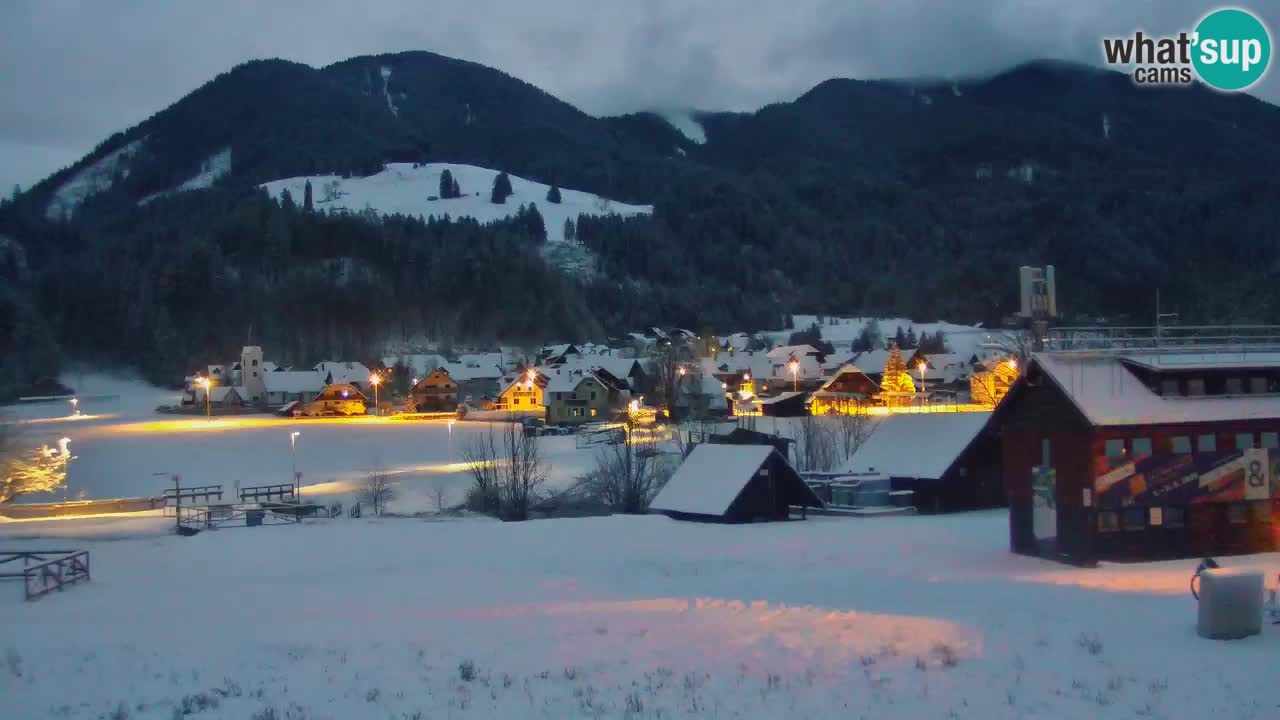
[1017,557,1280,595]
[88,415,457,436]
[434,598,983,674]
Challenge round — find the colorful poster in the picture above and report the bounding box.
[1093,447,1279,509]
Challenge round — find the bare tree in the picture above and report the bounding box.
[497,421,547,521]
[429,478,450,514]
[646,345,682,423]
[1,422,72,504]
[576,419,674,513]
[462,425,501,514]
[831,398,870,461]
[362,469,396,516]
[794,415,838,472]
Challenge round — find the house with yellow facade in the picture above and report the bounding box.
[546,368,632,425]
[497,370,549,412]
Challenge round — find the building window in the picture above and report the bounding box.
[590,391,597,401]
[252,359,259,367]
[1253,501,1273,523]
[1187,378,1206,396]
[1098,511,1120,533]
[1227,503,1249,525]
[590,408,597,417]
[1262,432,1279,449]
[1132,437,1153,459]
[1104,438,1126,458]
[1171,436,1192,454]
[1040,438,1051,466]
[1197,434,1217,452]
[1160,378,1180,396]
[1236,433,1255,451]
[1123,507,1146,531]
[1164,507,1186,528]
[1225,377,1243,394]
[1149,507,1163,526]
[1251,377,1269,394]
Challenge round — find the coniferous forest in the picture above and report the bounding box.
[2,53,1280,396]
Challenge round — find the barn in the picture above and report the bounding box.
[838,412,1002,512]
[1001,352,1280,563]
[650,444,824,522]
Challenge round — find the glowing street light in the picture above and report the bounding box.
[788,359,800,392]
[1007,358,1018,371]
[197,376,212,419]
[917,361,928,399]
[369,374,382,415]
[69,397,79,416]
[677,366,686,377]
[290,431,301,497]
[447,418,456,463]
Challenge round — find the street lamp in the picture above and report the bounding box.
[1007,358,1018,371]
[198,376,212,419]
[290,431,301,498]
[369,374,382,415]
[917,361,927,400]
[447,419,455,464]
[69,397,79,417]
[788,359,800,392]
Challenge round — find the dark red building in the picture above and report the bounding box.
[1001,352,1280,563]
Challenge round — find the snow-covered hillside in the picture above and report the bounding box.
[261,164,652,272]
[661,111,707,144]
[45,139,144,220]
[789,315,1004,361]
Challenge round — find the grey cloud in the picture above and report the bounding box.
[1,0,1276,192]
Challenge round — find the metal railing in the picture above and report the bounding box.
[239,483,295,503]
[1045,325,1280,356]
[0,550,91,601]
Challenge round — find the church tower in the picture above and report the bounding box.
[240,345,266,403]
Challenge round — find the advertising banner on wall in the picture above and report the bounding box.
[1094,448,1277,509]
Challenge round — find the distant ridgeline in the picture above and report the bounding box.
[2,52,1280,388]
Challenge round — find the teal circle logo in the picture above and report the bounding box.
[1192,8,1271,91]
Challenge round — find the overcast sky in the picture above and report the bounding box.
[1,1,1276,193]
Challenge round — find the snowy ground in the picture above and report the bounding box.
[3,374,621,513]
[2,510,1278,719]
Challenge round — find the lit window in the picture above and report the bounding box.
[1104,439,1125,458]
[1149,507,1163,526]
[1123,507,1145,531]
[1197,434,1217,452]
[1236,433,1255,451]
[1098,512,1120,533]
[1171,436,1192,454]
[1187,378,1205,396]
[1164,507,1186,528]
[1263,432,1280,449]
[1226,378,1244,394]
[590,408,597,417]
[1132,438,1153,459]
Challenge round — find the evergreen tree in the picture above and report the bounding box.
[491,172,513,204]
[563,217,576,242]
[879,342,916,396]
[325,370,333,385]
[439,169,456,199]
[303,180,314,211]
[280,188,295,210]
[929,329,947,353]
[852,320,882,352]
[906,326,917,348]
[452,178,461,198]
[546,185,561,203]
[893,326,907,348]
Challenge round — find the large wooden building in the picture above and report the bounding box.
[408,368,458,412]
[1001,352,1280,563]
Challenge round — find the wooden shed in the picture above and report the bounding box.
[649,444,824,523]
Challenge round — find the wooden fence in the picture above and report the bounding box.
[0,550,91,600]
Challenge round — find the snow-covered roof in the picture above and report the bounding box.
[1120,352,1280,371]
[444,362,504,381]
[1035,353,1280,427]
[758,391,805,405]
[314,361,371,384]
[650,444,778,516]
[385,354,450,376]
[545,372,582,394]
[264,371,326,394]
[767,345,821,359]
[852,350,893,374]
[839,412,993,479]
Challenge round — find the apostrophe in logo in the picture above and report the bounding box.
[1192,8,1271,91]
[1101,7,1271,91]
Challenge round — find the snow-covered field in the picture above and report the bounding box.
[261,163,653,273]
[3,374,609,513]
[2,510,1278,719]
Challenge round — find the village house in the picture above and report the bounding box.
[545,368,632,425]
[1002,351,1280,563]
[650,444,824,523]
[538,344,581,367]
[809,364,879,415]
[314,361,371,390]
[191,385,246,410]
[296,382,368,416]
[766,344,827,388]
[446,360,505,405]
[264,370,326,407]
[497,370,549,412]
[408,368,458,413]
